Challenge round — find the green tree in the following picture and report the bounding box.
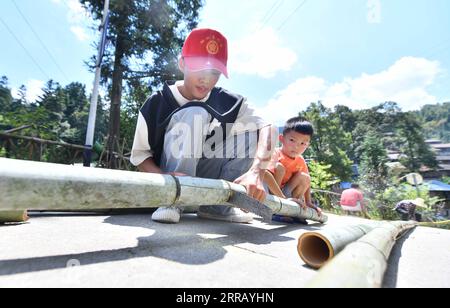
[14,85,28,108]
[64,82,88,123]
[0,77,109,164]
[80,0,204,168]
[351,102,401,162]
[359,130,389,193]
[309,161,340,210]
[37,80,65,123]
[397,112,438,171]
[301,101,354,181]
[418,103,450,142]
[334,105,357,133]
[0,76,13,113]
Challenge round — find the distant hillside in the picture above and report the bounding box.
[416,102,450,142]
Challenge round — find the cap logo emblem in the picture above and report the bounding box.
[206,39,220,55]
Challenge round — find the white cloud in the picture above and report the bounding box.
[66,0,89,24]
[70,26,89,42]
[12,80,45,103]
[257,57,442,125]
[51,0,92,42]
[229,26,298,79]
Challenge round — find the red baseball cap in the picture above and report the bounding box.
[182,28,229,78]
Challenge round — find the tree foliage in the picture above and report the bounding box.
[300,101,354,181]
[417,102,450,142]
[79,0,204,168]
[359,130,389,193]
[0,77,108,164]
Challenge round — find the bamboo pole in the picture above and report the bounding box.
[305,221,417,288]
[0,211,29,224]
[419,220,450,230]
[0,158,327,223]
[297,223,377,269]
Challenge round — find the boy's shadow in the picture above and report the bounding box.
[0,212,323,276]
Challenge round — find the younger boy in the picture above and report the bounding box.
[264,117,322,218]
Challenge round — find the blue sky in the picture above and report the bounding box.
[1,0,449,125]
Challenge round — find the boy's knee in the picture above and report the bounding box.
[301,173,311,185]
[293,172,310,184]
[275,163,286,174]
[166,107,210,139]
[171,107,210,126]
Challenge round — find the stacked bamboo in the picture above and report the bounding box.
[302,221,417,288]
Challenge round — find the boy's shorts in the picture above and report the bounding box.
[264,183,308,224]
[263,183,295,198]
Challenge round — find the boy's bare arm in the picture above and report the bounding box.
[254,125,279,169]
[138,158,187,176]
[234,125,278,202]
[138,158,163,174]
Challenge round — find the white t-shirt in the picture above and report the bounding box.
[130,81,269,166]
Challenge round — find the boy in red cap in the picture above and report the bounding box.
[131,28,276,224]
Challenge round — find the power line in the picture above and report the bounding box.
[258,0,285,31]
[11,0,70,82]
[62,0,74,11]
[0,16,51,81]
[425,39,450,59]
[422,37,450,56]
[260,0,280,25]
[277,0,308,32]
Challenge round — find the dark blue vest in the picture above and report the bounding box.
[140,81,244,166]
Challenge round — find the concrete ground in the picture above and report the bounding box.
[0,212,449,288]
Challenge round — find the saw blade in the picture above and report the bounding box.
[228,192,273,222]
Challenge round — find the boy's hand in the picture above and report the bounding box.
[306,202,323,217]
[314,207,323,217]
[234,168,266,203]
[288,198,307,210]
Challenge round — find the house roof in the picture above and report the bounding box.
[426,180,450,192]
[432,144,450,149]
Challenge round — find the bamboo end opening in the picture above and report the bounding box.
[297,233,334,269]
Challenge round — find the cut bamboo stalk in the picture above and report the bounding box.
[297,223,377,269]
[0,211,29,223]
[0,158,327,223]
[305,221,417,288]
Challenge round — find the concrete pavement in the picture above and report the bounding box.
[0,213,449,288]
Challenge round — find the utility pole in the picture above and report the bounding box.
[83,0,110,167]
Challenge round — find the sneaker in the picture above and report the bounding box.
[151,207,182,224]
[197,205,253,224]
